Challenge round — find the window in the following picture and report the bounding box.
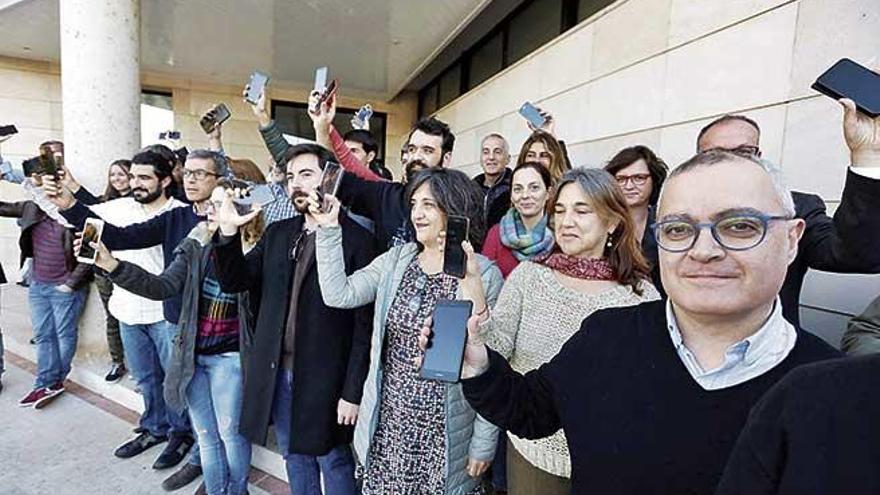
[508,0,563,64]
[438,64,462,108]
[420,84,439,117]
[467,31,503,89]
[577,0,614,22]
[271,101,388,160]
[140,90,174,147]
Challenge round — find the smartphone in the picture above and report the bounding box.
[0,125,17,137]
[314,66,328,92]
[200,103,232,133]
[812,58,880,117]
[443,215,470,279]
[39,152,59,178]
[316,162,344,211]
[231,182,277,214]
[313,78,339,114]
[77,218,105,264]
[352,104,373,130]
[246,71,270,105]
[420,299,473,383]
[159,131,181,140]
[22,157,42,177]
[519,102,547,128]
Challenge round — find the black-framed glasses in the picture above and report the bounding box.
[182,168,220,180]
[652,213,792,253]
[706,145,761,158]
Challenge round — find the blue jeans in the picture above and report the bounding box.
[119,320,191,438]
[273,369,358,495]
[29,281,86,388]
[186,352,251,495]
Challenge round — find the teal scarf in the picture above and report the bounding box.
[499,209,554,261]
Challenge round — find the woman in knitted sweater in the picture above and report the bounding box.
[481,167,660,494]
[482,162,555,279]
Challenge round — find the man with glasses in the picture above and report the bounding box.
[695,103,880,326]
[41,148,230,489]
[452,150,840,494]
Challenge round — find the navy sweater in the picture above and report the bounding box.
[61,200,201,324]
[337,173,412,250]
[463,300,840,495]
[716,353,880,495]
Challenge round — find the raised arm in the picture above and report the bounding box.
[211,193,265,293]
[104,247,189,300]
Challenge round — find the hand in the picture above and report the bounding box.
[212,190,262,236]
[74,233,118,272]
[527,106,556,137]
[840,98,880,167]
[306,191,341,228]
[243,84,271,127]
[40,174,76,210]
[416,315,490,380]
[57,161,80,192]
[466,458,492,478]
[337,398,359,426]
[308,90,337,135]
[55,284,74,294]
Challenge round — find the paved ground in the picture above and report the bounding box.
[0,284,287,495]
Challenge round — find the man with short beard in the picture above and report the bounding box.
[86,151,196,472]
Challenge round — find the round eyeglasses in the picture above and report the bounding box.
[652,213,792,252]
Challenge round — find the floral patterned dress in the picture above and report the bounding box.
[362,258,462,494]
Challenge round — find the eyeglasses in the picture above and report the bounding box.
[615,173,651,186]
[652,213,791,252]
[706,145,761,157]
[182,169,219,181]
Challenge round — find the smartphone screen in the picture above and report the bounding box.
[519,102,547,128]
[0,125,17,137]
[200,104,232,133]
[232,183,277,211]
[314,67,328,92]
[421,299,473,383]
[77,218,105,264]
[443,215,469,279]
[317,162,344,210]
[812,58,880,117]
[246,71,270,105]
[199,113,216,134]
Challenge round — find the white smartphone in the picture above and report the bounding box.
[76,218,105,264]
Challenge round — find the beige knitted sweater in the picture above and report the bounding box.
[483,261,661,478]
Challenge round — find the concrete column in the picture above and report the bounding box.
[59,0,140,362]
[60,0,141,194]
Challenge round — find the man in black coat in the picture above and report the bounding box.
[212,143,374,495]
[473,133,513,229]
[693,101,880,327]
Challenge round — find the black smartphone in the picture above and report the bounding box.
[421,299,473,383]
[246,71,270,105]
[812,58,880,117]
[39,151,59,178]
[77,218,105,264]
[519,102,547,128]
[315,78,339,112]
[0,125,17,137]
[22,156,43,177]
[200,103,232,133]
[443,215,470,278]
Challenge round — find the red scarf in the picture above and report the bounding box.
[536,252,615,280]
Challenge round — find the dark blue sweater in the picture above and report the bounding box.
[463,300,840,495]
[61,200,202,324]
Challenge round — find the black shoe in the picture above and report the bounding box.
[115,431,167,458]
[152,435,194,470]
[105,363,127,383]
[194,482,206,495]
[161,462,202,491]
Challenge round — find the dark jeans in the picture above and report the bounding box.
[95,274,124,364]
[119,320,190,437]
[273,369,358,495]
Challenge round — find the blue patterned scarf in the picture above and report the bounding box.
[499,209,554,261]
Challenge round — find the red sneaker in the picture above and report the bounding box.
[34,383,65,409]
[19,388,44,408]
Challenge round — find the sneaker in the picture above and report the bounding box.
[19,388,44,407]
[34,383,65,409]
[152,435,195,470]
[105,363,127,383]
[114,431,168,459]
[161,463,202,492]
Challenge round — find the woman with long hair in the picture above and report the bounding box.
[478,167,660,494]
[312,168,503,495]
[516,130,570,181]
[482,161,555,278]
